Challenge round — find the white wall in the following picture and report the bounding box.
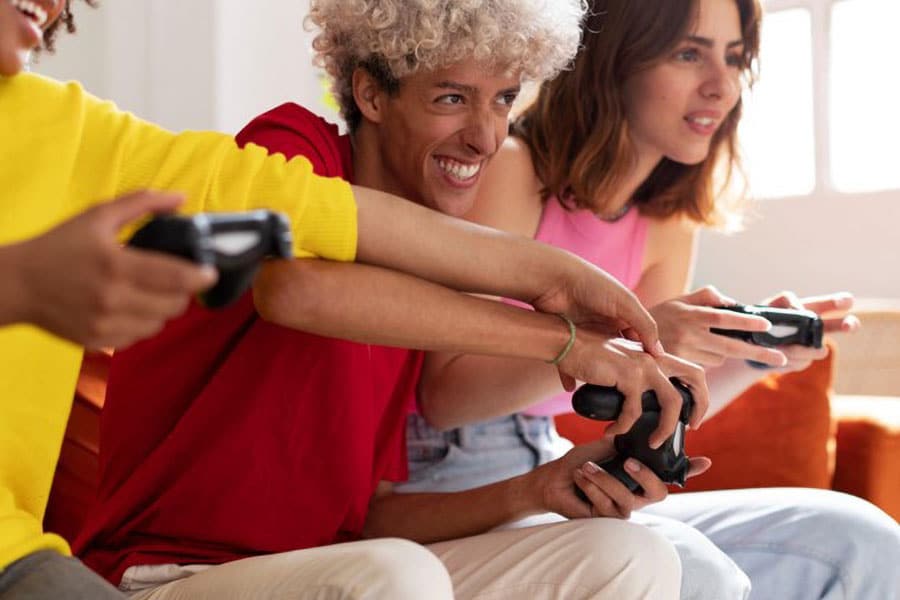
[33,1,899,302]
[695,190,900,301]
[33,0,331,134]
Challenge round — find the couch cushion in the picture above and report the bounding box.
[832,394,900,521]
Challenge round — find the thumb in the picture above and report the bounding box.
[683,285,735,307]
[99,190,186,230]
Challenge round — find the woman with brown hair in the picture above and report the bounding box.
[401,0,900,598]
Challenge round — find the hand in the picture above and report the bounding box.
[10,191,217,349]
[534,437,711,519]
[530,258,664,359]
[558,332,709,447]
[759,291,859,373]
[649,286,788,368]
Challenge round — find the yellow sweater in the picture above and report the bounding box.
[0,73,357,570]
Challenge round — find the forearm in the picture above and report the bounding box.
[254,259,571,358]
[363,475,541,544]
[419,354,562,430]
[353,185,576,302]
[705,360,766,417]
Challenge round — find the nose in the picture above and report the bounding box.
[700,60,740,106]
[460,106,503,158]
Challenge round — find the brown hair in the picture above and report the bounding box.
[513,0,762,226]
[41,0,98,53]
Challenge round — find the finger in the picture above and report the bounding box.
[780,344,829,364]
[84,314,168,350]
[615,290,663,356]
[691,351,728,368]
[703,307,772,332]
[823,314,860,334]
[686,456,712,478]
[648,373,683,449]
[97,190,186,230]
[766,291,803,310]
[557,370,577,392]
[112,285,193,323]
[800,292,853,316]
[580,462,634,518]
[605,383,642,436]
[572,469,619,517]
[121,248,218,294]
[709,335,787,366]
[623,458,668,503]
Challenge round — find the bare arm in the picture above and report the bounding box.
[363,438,710,543]
[254,259,573,361]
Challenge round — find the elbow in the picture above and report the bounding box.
[253,260,320,327]
[416,389,456,432]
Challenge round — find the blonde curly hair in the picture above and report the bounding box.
[307,0,586,130]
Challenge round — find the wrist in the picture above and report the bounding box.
[504,469,549,518]
[0,242,32,326]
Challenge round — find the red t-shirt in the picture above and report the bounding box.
[74,104,422,584]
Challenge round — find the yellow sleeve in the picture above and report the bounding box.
[69,78,357,261]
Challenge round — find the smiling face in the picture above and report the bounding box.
[0,0,64,76]
[622,0,744,167]
[353,58,521,216]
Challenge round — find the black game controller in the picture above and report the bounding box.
[571,379,694,498]
[711,304,823,349]
[128,210,292,308]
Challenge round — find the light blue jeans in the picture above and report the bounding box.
[397,413,900,600]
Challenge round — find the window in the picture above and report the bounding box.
[740,0,900,198]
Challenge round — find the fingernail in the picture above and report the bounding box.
[625,459,641,473]
[649,438,663,450]
[655,341,666,354]
[583,461,601,474]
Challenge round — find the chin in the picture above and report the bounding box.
[432,192,476,217]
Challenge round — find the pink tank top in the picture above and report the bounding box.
[519,196,649,416]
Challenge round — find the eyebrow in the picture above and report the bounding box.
[434,81,522,96]
[685,35,745,49]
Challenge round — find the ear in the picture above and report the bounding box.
[352,67,387,125]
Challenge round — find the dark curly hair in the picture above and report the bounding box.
[41,0,99,53]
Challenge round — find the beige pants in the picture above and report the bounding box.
[121,520,681,600]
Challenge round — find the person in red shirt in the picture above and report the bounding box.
[73,1,712,599]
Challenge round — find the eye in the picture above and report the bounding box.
[497,92,519,107]
[674,47,701,63]
[726,52,745,69]
[436,94,465,105]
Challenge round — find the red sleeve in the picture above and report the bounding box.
[235,103,344,177]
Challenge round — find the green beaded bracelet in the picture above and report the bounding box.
[547,313,577,365]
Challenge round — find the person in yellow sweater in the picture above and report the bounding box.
[0,1,704,598]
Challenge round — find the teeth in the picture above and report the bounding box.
[436,157,481,181]
[688,116,715,127]
[10,0,48,27]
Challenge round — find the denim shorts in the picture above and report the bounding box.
[395,413,573,494]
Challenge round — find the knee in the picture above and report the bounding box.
[665,522,751,600]
[353,538,453,600]
[805,491,900,565]
[575,519,682,599]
